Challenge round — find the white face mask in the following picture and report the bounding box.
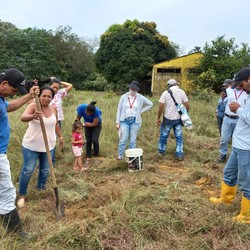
[129,90,137,96]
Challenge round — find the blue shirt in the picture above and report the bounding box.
[77,104,102,123]
[233,94,250,150]
[0,96,10,153]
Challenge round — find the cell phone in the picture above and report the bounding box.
[221,87,227,97]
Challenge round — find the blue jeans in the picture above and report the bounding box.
[158,117,183,157]
[223,147,250,199]
[118,117,141,157]
[19,146,52,196]
[220,116,238,156]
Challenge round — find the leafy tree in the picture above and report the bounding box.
[95,19,177,90]
[190,36,250,92]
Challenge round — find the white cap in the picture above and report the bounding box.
[167,79,179,86]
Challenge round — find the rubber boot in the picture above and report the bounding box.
[1,208,27,238]
[209,181,236,205]
[233,196,250,224]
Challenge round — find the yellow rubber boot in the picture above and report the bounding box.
[209,181,236,205]
[233,196,250,224]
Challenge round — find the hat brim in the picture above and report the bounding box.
[16,84,28,94]
[128,83,140,91]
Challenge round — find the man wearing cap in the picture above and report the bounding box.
[157,79,189,161]
[0,68,39,237]
[210,67,250,223]
[217,77,248,163]
[216,79,233,135]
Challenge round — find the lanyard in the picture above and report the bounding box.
[128,96,137,109]
[234,89,243,101]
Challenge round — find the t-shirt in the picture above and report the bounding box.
[0,97,10,153]
[50,88,67,121]
[72,132,83,147]
[77,104,102,123]
[159,86,188,120]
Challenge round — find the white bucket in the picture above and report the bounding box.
[125,148,143,172]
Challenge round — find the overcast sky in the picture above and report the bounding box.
[1,0,249,54]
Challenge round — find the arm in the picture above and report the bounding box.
[183,101,189,112]
[52,106,64,147]
[141,96,153,113]
[85,117,99,127]
[60,81,73,94]
[7,86,39,112]
[21,103,43,122]
[71,135,84,144]
[116,95,124,129]
[157,102,165,126]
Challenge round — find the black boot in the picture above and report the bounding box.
[1,208,27,238]
[217,154,226,163]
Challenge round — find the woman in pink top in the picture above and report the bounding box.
[17,86,64,209]
[71,121,85,171]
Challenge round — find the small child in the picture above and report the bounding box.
[71,121,84,171]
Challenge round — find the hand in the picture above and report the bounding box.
[29,85,39,98]
[220,92,226,98]
[157,119,161,126]
[116,123,120,130]
[59,137,64,148]
[229,102,241,113]
[33,110,43,120]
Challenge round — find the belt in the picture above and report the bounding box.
[225,113,239,119]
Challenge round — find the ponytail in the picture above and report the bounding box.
[86,101,97,113]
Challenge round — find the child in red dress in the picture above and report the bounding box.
[71,121,84,171]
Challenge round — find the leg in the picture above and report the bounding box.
[128,122,141,149]
[173,121,184,158]
[210,148,238,204]
[118,120,130,158]
[219,116,235,156]
[158,118,172,155]
[19,146,38,196]
[37,151,51,190]
[92,122,102,156]
[85,126,93,158]
[217,116,223,135]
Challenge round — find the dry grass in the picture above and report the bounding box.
[1,90,250,250]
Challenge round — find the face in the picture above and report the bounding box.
[50,83,60,94]
[129,88,138,96]
[241,77,250,94]
[39,89,53,106]
[85,110,93,116]
[75,127,83,133]
[0,81,18,97]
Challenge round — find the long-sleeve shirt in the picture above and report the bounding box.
[233,94,250,149]
[116,93,153,124]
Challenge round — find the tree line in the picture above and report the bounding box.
[1,19,250,92]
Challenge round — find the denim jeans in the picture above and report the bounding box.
[158,117,183,157]
[19,146,52,196]
[118,117,141,157]
[223,147,250,199]
[220,116,238,156]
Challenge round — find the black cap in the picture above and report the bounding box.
[0,68,27,94]
[232,67,250,89]
[128,80,140,91]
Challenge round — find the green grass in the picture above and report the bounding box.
[1,90,250,250]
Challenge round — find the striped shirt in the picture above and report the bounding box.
[159,86,188,120]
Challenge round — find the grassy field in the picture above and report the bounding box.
[1,90,250,250]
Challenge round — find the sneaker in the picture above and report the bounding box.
[17,197,25,209]
[159,151,166,156]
